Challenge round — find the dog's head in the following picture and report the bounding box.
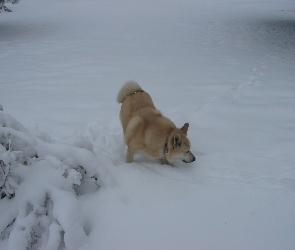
[166,123,195,163]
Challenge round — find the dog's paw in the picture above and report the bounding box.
[160,158,171,166]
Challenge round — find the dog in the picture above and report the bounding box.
[117,81,195,164]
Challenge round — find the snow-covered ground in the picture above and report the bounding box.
[1,0,295,249]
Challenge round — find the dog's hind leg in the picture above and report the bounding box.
[126,148,134,163]
[126,143,137,163]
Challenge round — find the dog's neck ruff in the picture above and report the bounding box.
[164,141,168,155]
[163,130,174,156]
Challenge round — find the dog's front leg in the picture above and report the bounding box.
[160,157,170,165]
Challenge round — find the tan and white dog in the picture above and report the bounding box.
[117,81,195,165]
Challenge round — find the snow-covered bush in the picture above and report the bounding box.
[0,112,35,199]
[0,0,19,13]
[0,110,99,250]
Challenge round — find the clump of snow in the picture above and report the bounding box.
[0,112,98,249]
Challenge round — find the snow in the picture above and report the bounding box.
[1,0,295,249]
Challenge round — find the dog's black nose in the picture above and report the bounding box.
[182,156,196,163]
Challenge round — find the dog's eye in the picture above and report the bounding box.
[185,151,190,154]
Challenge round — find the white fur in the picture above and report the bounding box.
[116,81,142,103]
[124,115,142,143]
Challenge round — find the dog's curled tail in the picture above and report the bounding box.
[117,80,143,103]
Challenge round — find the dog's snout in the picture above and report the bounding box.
[182,154,196,163]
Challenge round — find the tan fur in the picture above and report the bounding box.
[117,81,196,164]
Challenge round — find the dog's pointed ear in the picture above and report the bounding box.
[180,123,189,135]
[173,134,182,148]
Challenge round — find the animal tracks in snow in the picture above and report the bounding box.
[73,117,126,166]
[236,65,266,91]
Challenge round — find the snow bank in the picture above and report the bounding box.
[0,111,99,249]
